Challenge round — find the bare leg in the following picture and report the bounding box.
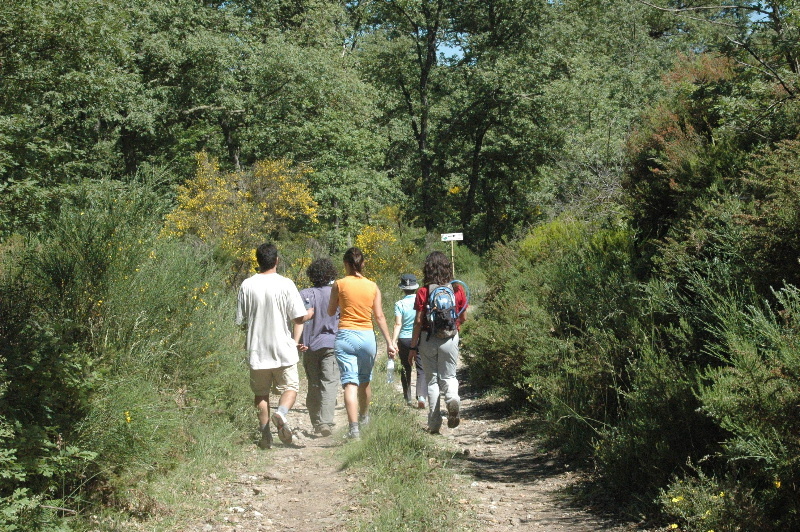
[278,389,297,411]
[343,383,359,422]
[254,395,270,427]
[357,382,371,417]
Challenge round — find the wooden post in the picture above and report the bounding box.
[440,233,464,278]
[450,240,455,278]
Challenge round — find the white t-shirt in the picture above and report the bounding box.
[236,272,307,370]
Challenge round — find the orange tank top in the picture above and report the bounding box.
[336,275,377,330]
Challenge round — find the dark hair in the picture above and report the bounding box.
[307,258,337,287]
[343,247,365,274]
[256,243,279,272]
[422,251,452,286]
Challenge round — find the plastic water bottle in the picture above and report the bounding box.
[386,359,395,383]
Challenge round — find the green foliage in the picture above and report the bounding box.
[686,284,800,529]
[463,215,638,453]
[593,343,714,508]
[660,470,755,532]
[0,178,249,528]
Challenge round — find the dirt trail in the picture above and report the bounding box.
[169,370,648,531]
[434,375,648,531]
[177,388,358,531]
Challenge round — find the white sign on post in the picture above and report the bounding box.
[440,232,463,242]
[441,233,464,277]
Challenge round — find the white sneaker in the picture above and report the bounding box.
[271,411,293,445]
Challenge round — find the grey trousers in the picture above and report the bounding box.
[419,332,460,432]
[302,347,340,429]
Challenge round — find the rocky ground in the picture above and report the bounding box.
[159,369,653,531]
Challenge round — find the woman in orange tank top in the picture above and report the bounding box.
[327,247,397,440]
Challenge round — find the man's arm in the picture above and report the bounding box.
[235,287,248,330]
[293,317,307,351]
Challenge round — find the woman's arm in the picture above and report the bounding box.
[326,281,339,317]
[372,288,397,356]
[392,314,402,344]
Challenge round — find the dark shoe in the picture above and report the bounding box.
[258,426,273,449]
[319,425,332,437]
[446,399,461,429]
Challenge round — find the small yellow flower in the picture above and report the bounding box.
[775,480,781,489]
[718,491,725,497]
[671,496,684,503]
[124,411,132,423]
[669,525,679,529]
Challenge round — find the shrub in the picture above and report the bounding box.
[692,284,800,529]
[464,215,639,453]
[0,176,251,528]
[162,152,318,282]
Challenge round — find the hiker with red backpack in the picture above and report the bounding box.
[409,251,469,434]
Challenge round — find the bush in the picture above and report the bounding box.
[688,284,800,529]
[0,176,251,528]
[464,215,638,453]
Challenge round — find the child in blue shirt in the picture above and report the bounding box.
[391,273,427,408]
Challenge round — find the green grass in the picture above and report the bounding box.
[337,375,474,531]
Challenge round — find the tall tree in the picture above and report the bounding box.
[354,0,453,231]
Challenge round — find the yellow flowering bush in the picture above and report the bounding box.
[355,224,397,276]
[354,212,420,285]
[162,153,318,273]
[660,475,738,532]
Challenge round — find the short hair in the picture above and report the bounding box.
[343,247,365,274]
[256,243,278,272]
[307,258,337,287]
[422,251,452,286]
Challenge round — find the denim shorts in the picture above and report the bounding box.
[334,329,377,385]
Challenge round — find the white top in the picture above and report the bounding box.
[236,272,307,370]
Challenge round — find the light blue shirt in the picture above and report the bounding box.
[394,294,416,339]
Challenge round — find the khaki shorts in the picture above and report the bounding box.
[249,364,300,396]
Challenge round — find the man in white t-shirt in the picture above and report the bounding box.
[236,243,308,448]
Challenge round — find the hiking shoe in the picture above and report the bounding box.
[345,429,361,441]
[446,399,461,429]
[317,424,332,437]
[257,426,273,449]
[417,397,427,409]
[358,413,370,426]
[271,411,293,445]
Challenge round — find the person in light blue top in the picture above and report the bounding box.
[392,273,427,408]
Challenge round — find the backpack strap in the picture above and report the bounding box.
[425,284,435,341]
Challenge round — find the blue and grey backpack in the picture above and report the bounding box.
[426,280,469,340]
